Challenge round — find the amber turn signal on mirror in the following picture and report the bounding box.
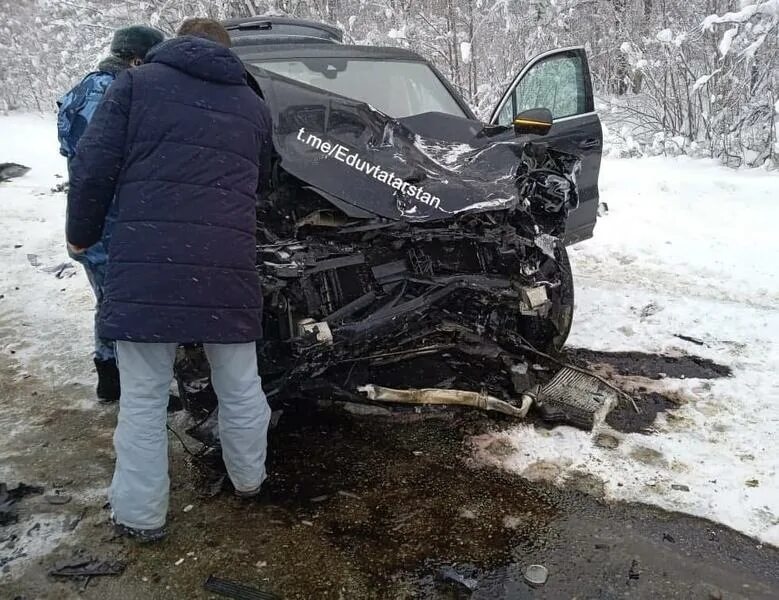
[513,107,553,136]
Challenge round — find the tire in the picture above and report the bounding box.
[518,244,574,353]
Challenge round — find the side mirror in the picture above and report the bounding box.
[513,108,553,136]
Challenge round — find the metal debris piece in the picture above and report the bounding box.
[519,285,549,311]
[0,483,44,526]
[337,490,360,500]
[203,574,281,600]
[436,565,478,593]
[49,558,125,578]
[0,162,31,182]
[594,433,620,449]
[523,564,548,586]
[358,384,532,418]
[628,558,640,580]
[45,493,72,505]
[535,367,619,430]
[674,333,705,346]
[41,262,77,279]
[297,318,333,344]
[65,509,86,532]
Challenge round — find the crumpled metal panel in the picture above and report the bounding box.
[251,66,580,223]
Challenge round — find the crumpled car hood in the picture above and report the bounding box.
[250,67,580,222]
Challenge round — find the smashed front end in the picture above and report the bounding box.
[178,69,582,419]
[258,145,579,392]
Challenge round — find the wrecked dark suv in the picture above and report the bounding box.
[177,17,603,416]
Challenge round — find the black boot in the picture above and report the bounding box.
[94,358,121,402]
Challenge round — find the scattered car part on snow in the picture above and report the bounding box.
[0,482,44,526]
[203,574,281,600]
[358,384,532,418]
[41,261,77,279]
[44,492,72,505]
[48,557,125,578]
[436,565,479,593]
[0,162,30,182]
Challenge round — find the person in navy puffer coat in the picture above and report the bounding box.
[66,18,273,542]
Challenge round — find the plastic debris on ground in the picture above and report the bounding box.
[203,574,281,600]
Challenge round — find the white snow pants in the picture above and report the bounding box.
[111,341,270,529]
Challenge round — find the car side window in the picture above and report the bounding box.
[496,53,587,125]
[496,97,515,126]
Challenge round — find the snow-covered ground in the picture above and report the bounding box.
[1,114,778,545]
[0,114,94,393]
[476,155,779,546]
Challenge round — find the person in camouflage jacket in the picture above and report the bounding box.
[57,25,164,402]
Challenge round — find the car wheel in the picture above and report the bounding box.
[518,244,574,353]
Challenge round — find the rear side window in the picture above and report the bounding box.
[497,53,588,124]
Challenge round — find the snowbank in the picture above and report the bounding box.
[475,156,779,546]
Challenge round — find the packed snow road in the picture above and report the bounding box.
[1,114,778,598]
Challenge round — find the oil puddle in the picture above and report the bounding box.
[565,348,732,380]
[174,404,567,597]
[264,406,557,575]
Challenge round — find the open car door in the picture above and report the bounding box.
[489,47,602,244]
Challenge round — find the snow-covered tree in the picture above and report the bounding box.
[2,0,776,166]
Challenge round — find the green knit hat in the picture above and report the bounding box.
[110,25,165,59]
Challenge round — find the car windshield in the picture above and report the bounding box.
[251,57,467,119]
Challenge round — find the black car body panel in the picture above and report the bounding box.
[234,42,600,240]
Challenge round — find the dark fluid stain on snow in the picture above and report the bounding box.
[565,348,732,380]
[605,391,677,433]
[562,348,732,434]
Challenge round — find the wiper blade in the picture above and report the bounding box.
[225,20,272,31]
